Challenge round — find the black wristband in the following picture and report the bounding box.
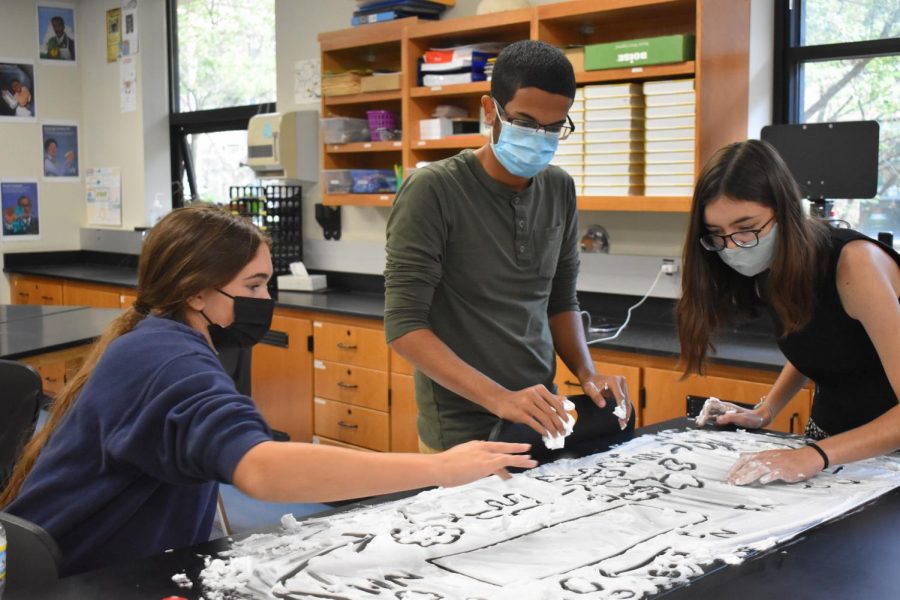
[807,442,830,470]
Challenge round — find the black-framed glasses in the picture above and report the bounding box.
[699,216,775,251]
[493,98,576,140]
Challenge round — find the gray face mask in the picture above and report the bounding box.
[718,223,779,277]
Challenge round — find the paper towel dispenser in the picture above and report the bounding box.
[247,110,318,182]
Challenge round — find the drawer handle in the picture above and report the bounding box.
[45,376,59,383]
[41,296,54,301]
[563,380,582,387]
[789,412,800,434]
[337,381,358,389]
[338,420,359,429]
[336,343,358,350]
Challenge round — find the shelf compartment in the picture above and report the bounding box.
[577,195,691,212]
[323,90,402,106]
[411,135,488,150]
[410,81,491,98]
[406,8,532,41]
[325,141,403,153]
[322,193,396,207]
[318,18,415,51]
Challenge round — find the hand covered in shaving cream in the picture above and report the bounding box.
[582,374,631,430]
[695,397,770,429]
[726,446,826,486]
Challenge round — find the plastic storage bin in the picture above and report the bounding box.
[321,117,370,144]
[366,110,401,141]
[323,169,353,193]
[351,169,397,194]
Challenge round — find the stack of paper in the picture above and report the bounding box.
[643,78,696,196]
[582,83,645,195]
[420,43,504,86]
[551,87,584,194]
[321,70,370,96]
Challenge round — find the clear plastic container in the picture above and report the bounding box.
[321,117,370,144]
[323,169,353,194]
[351,169,397,194]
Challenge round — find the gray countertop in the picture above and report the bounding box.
[0,305,121,360]
[5,262,788,372]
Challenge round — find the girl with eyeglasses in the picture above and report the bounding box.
[677,139,899,486]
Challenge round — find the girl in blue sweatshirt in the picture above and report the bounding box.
[0,205,535,575]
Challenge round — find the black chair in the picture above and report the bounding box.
[489,393,636,466]
[0,511,63,593]
[0,360,42,490]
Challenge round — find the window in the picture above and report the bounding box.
[774,0,900,243]
[167,0,276,205]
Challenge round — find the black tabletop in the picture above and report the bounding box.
[22,419,900,600]
[0,306,120,360]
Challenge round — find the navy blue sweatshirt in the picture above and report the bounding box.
[7,316,272,575]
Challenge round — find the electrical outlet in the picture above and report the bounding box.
[661,259,679,275]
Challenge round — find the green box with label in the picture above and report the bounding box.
[584,34,695,71]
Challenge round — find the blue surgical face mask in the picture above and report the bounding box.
[490,99,560,179]
[718,223,779,277]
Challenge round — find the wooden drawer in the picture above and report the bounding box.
[313,321,388,370]
[391,349,415,375]
[35,361,66,396]
[63,281,121,308]
[314,397,389,451]
[314,359,389,411]
[312,435,373,452]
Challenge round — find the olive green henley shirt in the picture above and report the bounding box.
[384,149,580,450]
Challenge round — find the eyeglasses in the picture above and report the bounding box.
[493,98,576,140]
[699,216,775,251]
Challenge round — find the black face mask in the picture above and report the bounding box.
[201,289,275,349]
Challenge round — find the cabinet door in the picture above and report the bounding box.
[34,280,63,305]
[642,367,812,434]
[10,276,34,304]
[251,314,314,442]
[390,373,419,453]
[391,350,415,376]
[313,321,389,370]
[119,290,138,310]
[554,357,643,425]
[35,361,66,396]
[62,281,121,308]
[314,359,389,411]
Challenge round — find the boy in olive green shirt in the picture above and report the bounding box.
[385,41,630,451]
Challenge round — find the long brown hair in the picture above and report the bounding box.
[677,140,830,375]
[0,204,267,507]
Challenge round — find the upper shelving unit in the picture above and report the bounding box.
[317,0,749,212]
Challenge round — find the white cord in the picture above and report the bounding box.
[587,266,666,344]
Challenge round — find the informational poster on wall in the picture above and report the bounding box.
[0,59,36,121]
[106,8,121,63]
[37,2,76,65]
[120,0,139,56]
[42,121,79,181]
[85,167,122,226]
[119,55,136,112]
[1,180,41,241]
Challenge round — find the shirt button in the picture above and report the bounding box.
[518,220,525,229]
[512,198,520,205]
[519,244,526,252]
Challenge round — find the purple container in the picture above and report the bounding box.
[366,110,399,141]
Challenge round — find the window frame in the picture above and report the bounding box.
[773,0,900,124]
[165,0,275,207]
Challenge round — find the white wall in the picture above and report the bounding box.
[275,0,774,295]
[0,0,170,302]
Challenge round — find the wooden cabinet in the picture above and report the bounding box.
[319,0,749,213]
[19,344,92,399]
[250,312,314,442]
[313,319,394,451]
[642,367,812,435]
[119,290,138,310]
[63,281,122,308]
[10,275,63,305]
[554,356,643,425]
[390,372,419,453]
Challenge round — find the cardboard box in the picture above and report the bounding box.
[360,72,401,93]
[564,47,585,72]
[585,34,695,71]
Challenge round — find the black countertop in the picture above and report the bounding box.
[17,419,900,600]
[0,305,120,360]
[5,260,788,372]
